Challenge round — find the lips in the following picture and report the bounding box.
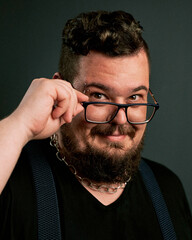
[104,129,127,141]
[105,134,126,142]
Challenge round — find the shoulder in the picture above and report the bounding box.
[141,158,192,237]
[141,158,190,214]
[142,158,181,184]
[141,158,184,195]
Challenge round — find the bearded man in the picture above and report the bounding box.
[0,10,191,240]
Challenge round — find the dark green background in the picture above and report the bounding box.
[0,0,192,211]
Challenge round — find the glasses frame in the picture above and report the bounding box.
[81,89,159,125]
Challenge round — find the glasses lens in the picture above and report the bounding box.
[128,105,155,124]
[85,103,156,124]
[86,103,118,123]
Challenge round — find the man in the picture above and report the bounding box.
[0,10,191,239]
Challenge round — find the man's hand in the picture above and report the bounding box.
[11,78,88,141]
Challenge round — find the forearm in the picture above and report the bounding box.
[0,115,29,194]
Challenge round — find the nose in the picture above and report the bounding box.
[111,107,128,125]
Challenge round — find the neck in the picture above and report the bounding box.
[83,184,125,206]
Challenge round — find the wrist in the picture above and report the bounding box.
[3,113,32,147]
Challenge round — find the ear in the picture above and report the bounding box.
[53,72,62,79]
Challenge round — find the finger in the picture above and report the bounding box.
[60,110,73,123]
[53,80,88,104]
[51,83,74,119]
[51,80,89,121]
[52,98,71,119]
[75,89,89,102]
[74,103,84,116]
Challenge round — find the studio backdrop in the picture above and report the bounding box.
[0,0,192,211]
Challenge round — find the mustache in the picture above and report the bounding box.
[90,124,136,139]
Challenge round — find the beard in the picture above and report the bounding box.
[60,122,144,184]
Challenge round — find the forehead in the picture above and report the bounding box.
[73,50,150,93]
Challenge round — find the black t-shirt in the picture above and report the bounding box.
[0,139,192,240]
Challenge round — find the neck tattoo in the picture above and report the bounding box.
[50,134,131,194]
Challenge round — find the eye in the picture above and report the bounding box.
[88,92,108,101]
[129,94,140,101]
[92,92,104,99]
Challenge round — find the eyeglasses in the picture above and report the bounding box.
[81,89,159,124]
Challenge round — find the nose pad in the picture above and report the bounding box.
[111,107,127,124]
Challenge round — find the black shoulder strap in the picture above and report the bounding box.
[139,160,177,240]
[28,142,176,240]
[27,141,62,240]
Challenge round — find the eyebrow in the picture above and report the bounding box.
[85,82,148,93]
[85,82,111,91]
[133,85,148,92]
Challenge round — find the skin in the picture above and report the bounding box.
[59,49,149,158]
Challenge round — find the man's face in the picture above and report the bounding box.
[60,50,149,183]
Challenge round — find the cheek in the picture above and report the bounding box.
[134,124,146,140]
[72,112,87,129]
[71,112,94,138]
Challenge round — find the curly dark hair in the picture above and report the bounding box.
[59,10,149,83]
